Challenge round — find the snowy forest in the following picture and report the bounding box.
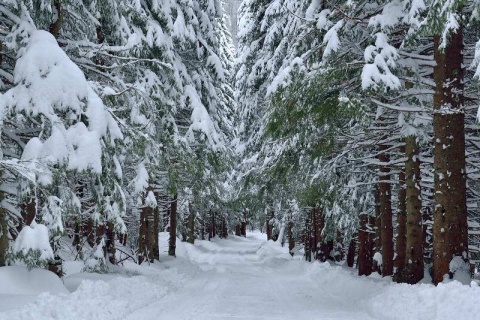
[2,0,480,318]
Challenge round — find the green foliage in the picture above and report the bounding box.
[7,249,53,271]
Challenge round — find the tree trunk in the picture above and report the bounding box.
[49,0,63,38]
[394,147,407,282]
[432,29,468,284]
[372,193,381,274]
[105,221,116,264]
[378,143,394,276]
[358,214,372,276]
[21,198,36,227]
[266,208,274,241]
[186,203,195,244]
[200,214,205,240]
[288,220,295,256]
[404,136,423,284]
[210,211,216,239]
[423,208,433,264]
[72,216,83,260]
[304,218,311,262]
[138,187,155,264]
[312,207,319,260]
[347,238,356,268]
[222,215,228,238]
[0,190,8,267]
[241,210,247,237]
[153,191,160,261]
[168,195,177,256]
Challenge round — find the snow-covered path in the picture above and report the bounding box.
[127,235,370,320]
[2,232,480,320]
[127,233,371,320]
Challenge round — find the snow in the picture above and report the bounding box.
[1,30,122,174]
[0,266,68,312]
[1,232,480,319]
[0,266,68,295]
[12,222,54,263]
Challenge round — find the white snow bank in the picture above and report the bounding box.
[0,266,67,295]
[0,275,169,320]
[2,232,480,320]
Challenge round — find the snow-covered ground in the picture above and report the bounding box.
[1,232,480,320]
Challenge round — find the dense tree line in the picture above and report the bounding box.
[235,0,480,285]
[0,0,239,273]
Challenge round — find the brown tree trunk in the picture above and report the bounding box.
[266,208,274,241]
[49,0,63,38]
[372,194,381,274]
[404,136,424,284]
[288,220,295,256]
[314,207,327,261]
[358,214,372,276]
[186,202,195,244]
[168,195,177,256]
[222,215,228,238]
[394,147,407,282]
[423,208,433,264]
[347,238,356,268]
[0,190,8,267]
[235,224,241,236]
[304,217,311,262]
[106,221,115,264]
[432,29,468,284]
[153,191,160,261]
[138,187,155,264]
[335,230,344,261]
[378,144,394,276]
[200,214,206,240]
[312,207,319,260]
[241,210,247,237]
[21,198,36,226]
[211,211,216,239]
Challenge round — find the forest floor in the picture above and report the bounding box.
[1,232,480,320]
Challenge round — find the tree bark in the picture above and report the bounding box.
[266,208,274,241]
[312,207,319,260]
[358,214,372,276]
[138,186,155,264]
[49,0,63,38]
[394,147,407,282]
[288,220,295,256]
[372,192,381,274]
[241,210,247,237]
[378,143,394,276]
[168,195,177,256]
[153,191,160,261]
[105,221,115,264]
[405,136,424,284]
[186,202,195,244]
[304,217,311,262]
[221,215,228,238]
[72,216,83,260]
[0,190,8,267]
[21,198,36,227]
[210,211,216,239]
[432,28,468,284]
[347,238,356,268]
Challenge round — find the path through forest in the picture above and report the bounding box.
[127,233,372,320]
[2,232,480,320]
